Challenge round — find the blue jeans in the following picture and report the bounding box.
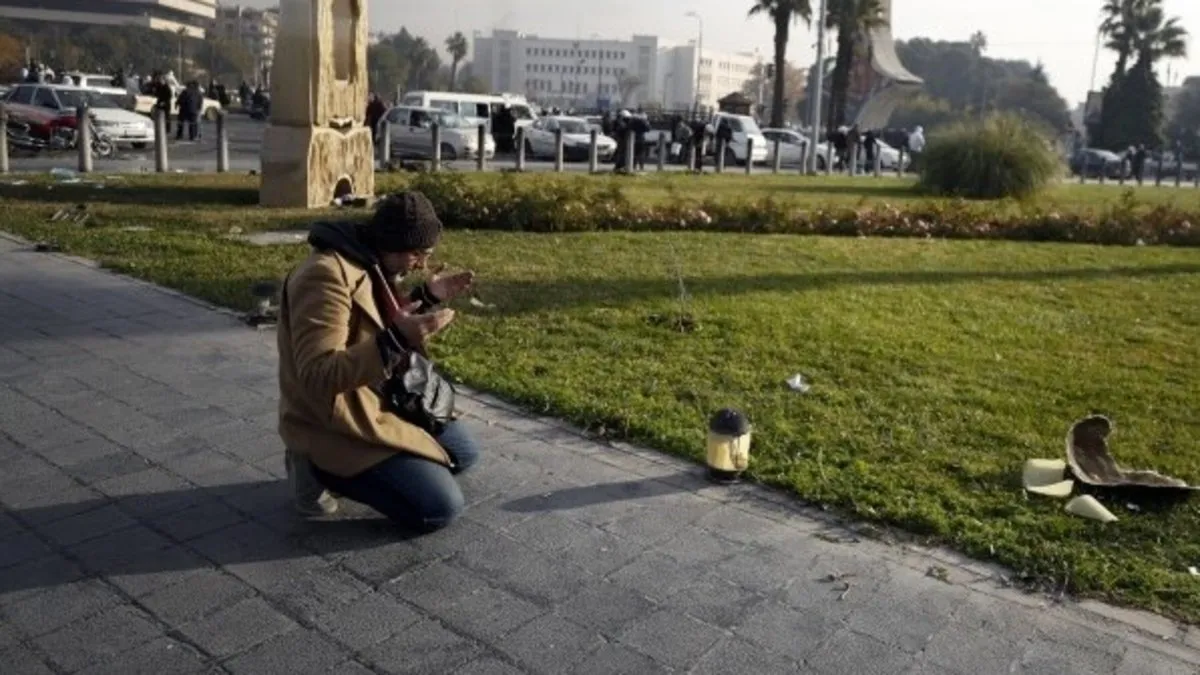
[312,421,481,532]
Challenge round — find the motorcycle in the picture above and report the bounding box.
[5,114,115,159]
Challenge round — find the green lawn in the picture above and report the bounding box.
[4,174,1200,622]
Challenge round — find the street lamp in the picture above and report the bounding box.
[808,0,827,174]
[685,11,703,112]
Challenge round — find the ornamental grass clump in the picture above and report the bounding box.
[917,113,1061,200]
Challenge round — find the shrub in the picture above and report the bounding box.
[917,113,1061,200]
[401,172,1199,247]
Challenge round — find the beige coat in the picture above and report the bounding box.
[277,250,450,477]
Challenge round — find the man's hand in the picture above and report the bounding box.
[392,299,455,349]
[426,266,475,304]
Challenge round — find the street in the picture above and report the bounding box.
[2,114,1199,188]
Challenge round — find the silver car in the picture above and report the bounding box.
[378,105,496,161]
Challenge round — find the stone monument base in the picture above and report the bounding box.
[260,125,375,208]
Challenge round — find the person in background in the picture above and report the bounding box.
[366,92,388,144]
[175,81,203,142]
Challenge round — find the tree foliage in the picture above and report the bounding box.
[1167,78,1200,157]
[1092,0,1188,150]
[825,0,884,131]
[444,31,468,91]
[887,37,1070,135]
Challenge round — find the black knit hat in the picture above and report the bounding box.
[362,191,443,252]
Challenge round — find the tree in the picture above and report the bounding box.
[748,0,812,128]
[444,31,468,91]
[825,0,884,131]
[741,61,807,122]
[0,32,21,76]
[1094,0,1189,149]
[1167,79,1200,157]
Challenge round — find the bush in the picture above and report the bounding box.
[917,113,1061,200]
[402,173,1199,247]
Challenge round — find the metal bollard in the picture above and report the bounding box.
[76,104,93,174]
[873,151,882,178]
[431,123,441,172]
[1079,154,1088,184]
[1175,158,1183,188]
[625,129,635,173]
[588,129,598,173]
[715,138,726,173]
[825,144,833,175]
[154,109,169,173]
[0,104,9,174]
[216,110,229,173]
[897,148,905,177]
[515,127,526,171]
[553,127,564,172]
[772,138,782,174]
[476,124,487,172]
[656,134,666,172]
[688,143,698,173]
[379,120,391,166]
[745,138,753,175]
[798,143,808,175]
[1155,154,1163,186]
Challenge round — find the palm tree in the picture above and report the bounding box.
[445,31,468,91]
[1100,0,1139,77]
[824,0,884,132]
[748,0,812,128]
[1131,3,1188,68]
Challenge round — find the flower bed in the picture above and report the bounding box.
[407,172,1200,247]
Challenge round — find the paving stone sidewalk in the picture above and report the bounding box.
[0,234,1197,675]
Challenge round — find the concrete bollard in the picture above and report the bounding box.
[715,138,726,173]
[0,104,9,175]
[656,134,666,172]
[688,143,698,173]
[216,110,229,173]
[76,104,93,174]
[1079,154,1088,184]
[431,124,441,172]
[798,143,808,175]
[825,144,833,175]
[588,129,598,173]
[154,109,169,173]
[515,127,526,171]
[873,151,882,178]
[772,138,782,174]
[625,129,635,173]
[477,124,487,172]
[745,138,753,175]
[554,127,564,172]
[897,148,905,177]
[380,120,391,166]
[1155,154,1163,186]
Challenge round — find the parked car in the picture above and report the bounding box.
[761,128,836,170]
[377,105,495,161]
[708,112,769,165]
[2,83,153,148]
[850,138,909,172]
[132,90,223,121]
[524,115,616,161]
[1069,148,1128,179]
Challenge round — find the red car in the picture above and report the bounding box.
[2,83,92,140]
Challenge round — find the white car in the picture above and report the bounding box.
[762,128,836,170]
[525,116,616,161]
[855,138,909,171]
[710,113,769,165]
[378,105,495,161]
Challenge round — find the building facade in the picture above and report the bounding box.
[0,0,216,38]
[472,29,659,109]
[656,43,761,112]
[213,4,278,84]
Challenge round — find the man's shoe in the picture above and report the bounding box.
[285,451,339,516]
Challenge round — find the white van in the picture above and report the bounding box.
[398,91,537,130]
[710,112,769,165]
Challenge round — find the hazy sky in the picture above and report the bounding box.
[249,0,1199,105]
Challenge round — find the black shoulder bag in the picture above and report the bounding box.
[368,265,457,435]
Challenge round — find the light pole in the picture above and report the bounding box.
[808,0,827,174]
[685,11,703,113]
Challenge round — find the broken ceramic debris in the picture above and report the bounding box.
[1066,415,1199,494]
[1023,458,1067,490]
[1027,480,1075,498]
[1065,495,1118,523]
[786,374,811,393]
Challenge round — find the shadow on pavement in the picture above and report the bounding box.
[501,476,691,513]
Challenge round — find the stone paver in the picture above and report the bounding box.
[0,233,1198,674]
